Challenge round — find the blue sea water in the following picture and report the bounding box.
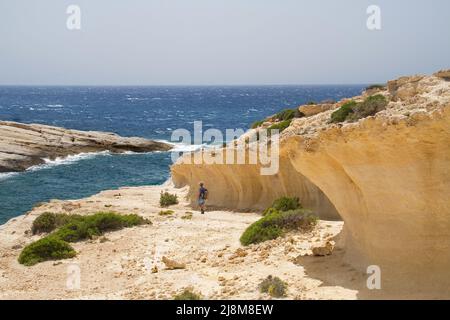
[0,85,364,224]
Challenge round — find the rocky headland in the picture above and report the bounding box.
[0,121,171,173]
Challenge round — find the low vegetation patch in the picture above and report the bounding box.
[18,237,76,266]
[159,210,174,216]
[330,95,388,123]
[173,288,202,300]
[32,212,75,234]
[330,101,357,123]
[250,108,304,129]
[242,196,316,245]
[240,208,317,246]
[52,212,148,242]
[268,119,292,133]
[20,212,149,266]
[160,191,179,207]
[259,275,287,298]
[269,196,301,213]
[347,94,388,122]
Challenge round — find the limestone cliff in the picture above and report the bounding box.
[0,121,171,172]
[172,71,450,295]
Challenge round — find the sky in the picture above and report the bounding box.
[0,0,449,85]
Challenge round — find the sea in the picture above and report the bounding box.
[0,85,364,224]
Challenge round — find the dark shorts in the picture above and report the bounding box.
[198,199,205,206]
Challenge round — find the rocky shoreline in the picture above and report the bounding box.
[0,121,172,173]
[1,70,449,299]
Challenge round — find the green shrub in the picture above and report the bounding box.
[251,107,304,130]
[18,237,76,266]
[52,212,148,242]
[271,197,301,212]
[268,119,292,133]
[31,212,82,235]
[259,275,287,298]
[20,212,149,266]
[240,209,317,246]
[330,96,388,123]
[273,209,318,230]
[174,288,202,300]
[330,101,357,123]
[32,212,59,234]
[54,221,98,242]
[275,108,305,121]
[276,109,296,121]
[160,192,179,207]
[306,101,316,105]
[262,207,279,217]
[347,94,388,122]
[240,220,283,246]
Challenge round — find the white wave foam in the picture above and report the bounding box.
[126,97,148,101]
[0,172,19,181]
[0,146,189,182]
[156,140,206,153]
[27,151,112,172]
[46,104,64,108]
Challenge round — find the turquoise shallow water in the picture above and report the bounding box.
[0,85,364,224]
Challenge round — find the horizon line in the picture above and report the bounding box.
[0,83,372,87]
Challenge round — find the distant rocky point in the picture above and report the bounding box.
[0,121,172,172]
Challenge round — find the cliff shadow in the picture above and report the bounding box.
[293,247,388,300]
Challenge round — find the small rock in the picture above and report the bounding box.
[312,241,335,256]
[162,256,186,270]
[229,248,247,260]
[151,266,158,273]
[99,236,109,243]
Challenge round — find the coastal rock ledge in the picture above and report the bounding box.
[172,71,450,296]
[0,121,171,172]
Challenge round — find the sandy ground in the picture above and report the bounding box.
[0,183,374,300]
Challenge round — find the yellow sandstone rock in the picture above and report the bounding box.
[172,71,450,296]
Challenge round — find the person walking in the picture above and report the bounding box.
[198,182,208,214]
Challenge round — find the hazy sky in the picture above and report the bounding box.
[0,0,449,85]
